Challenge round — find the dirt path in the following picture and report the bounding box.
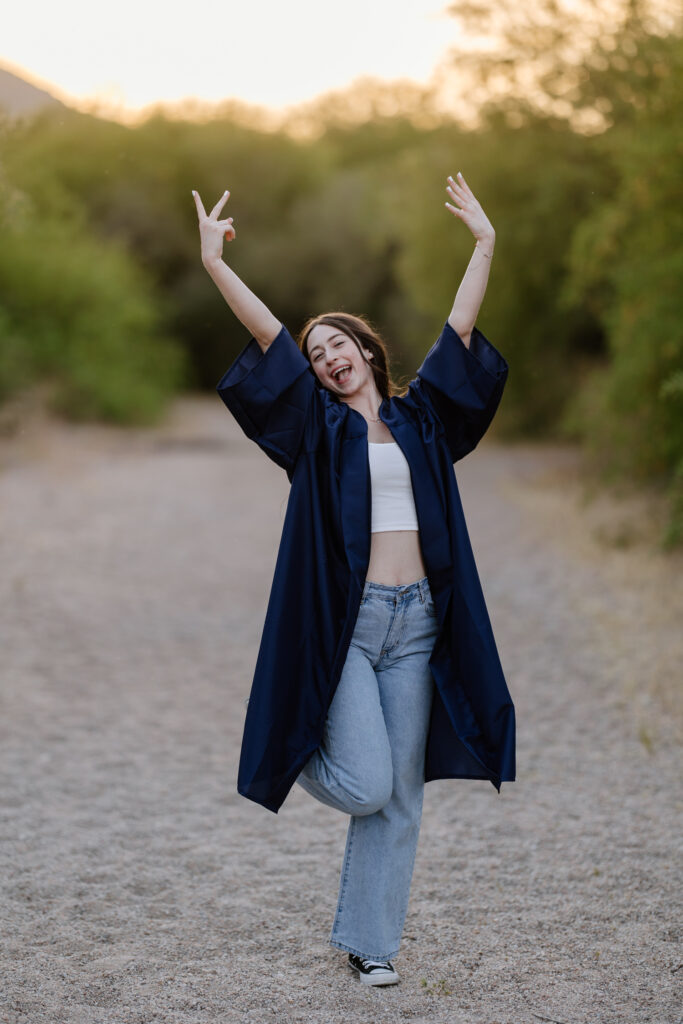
[1,397,681,1024]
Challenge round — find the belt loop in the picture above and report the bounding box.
[420,577,427,604]
[362,579,369,602]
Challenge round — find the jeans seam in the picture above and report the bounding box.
[331,817,356,932]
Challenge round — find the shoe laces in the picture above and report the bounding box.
[360,956,393,970]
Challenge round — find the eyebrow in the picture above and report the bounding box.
[308,333,347,356]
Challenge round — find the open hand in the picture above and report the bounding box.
[445,172,495,244]
[192,189,236,266]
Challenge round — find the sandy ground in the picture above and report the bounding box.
[0,395,681,1024]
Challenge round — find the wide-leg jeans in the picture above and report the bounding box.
[296,575,439,961]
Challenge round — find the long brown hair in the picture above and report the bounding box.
[297,312,408,401]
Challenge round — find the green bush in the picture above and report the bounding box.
[560,30,683,544]
[0,182,186,423]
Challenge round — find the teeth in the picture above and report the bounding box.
[333,365,351,380]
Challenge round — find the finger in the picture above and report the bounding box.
[446,181,467,203]
[447,174,468,198]
[445,201,462,216]
[192,190,207,219]
[456,171,476,199]
[210,190,230,220]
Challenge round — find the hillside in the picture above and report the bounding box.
[0,65,66,118]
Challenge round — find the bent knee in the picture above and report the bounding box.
[346,768,393,816]
[299,748,394,815]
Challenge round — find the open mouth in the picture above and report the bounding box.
[332,365,352,384]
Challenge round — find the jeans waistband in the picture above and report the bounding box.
[362,575,430,604]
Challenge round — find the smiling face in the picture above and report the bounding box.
[305,323,376,398]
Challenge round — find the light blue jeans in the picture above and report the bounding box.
[297,575,438,961]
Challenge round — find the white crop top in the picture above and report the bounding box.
[368,442,419,533]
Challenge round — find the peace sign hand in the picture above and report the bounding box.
[445,172,495,245]
[192,189,237,267]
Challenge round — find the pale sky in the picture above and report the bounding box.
[3,0,459,115]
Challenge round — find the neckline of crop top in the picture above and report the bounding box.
[368,441,397,445]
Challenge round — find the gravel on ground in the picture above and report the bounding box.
[1,396,681,1024]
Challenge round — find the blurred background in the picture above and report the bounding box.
[1,0,681,543]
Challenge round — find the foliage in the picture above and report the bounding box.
[441,0,678,133]
[559,28,683,542]
[380,115,613,433]
[0,173,186,422]
[0,0,681,538]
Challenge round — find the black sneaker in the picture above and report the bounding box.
[348,952,400,986]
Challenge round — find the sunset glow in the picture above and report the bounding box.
[2,0,456,115]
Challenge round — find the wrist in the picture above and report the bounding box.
[202,254,225,274]
[474,235,495,259]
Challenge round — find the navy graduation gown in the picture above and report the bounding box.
[216,320,516,813]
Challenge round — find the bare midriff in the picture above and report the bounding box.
[366,530,427,586]
[365,423,427,586]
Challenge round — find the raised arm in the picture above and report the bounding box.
[444,172,496,348]
[408,173,506,463]
[192,189,281,351]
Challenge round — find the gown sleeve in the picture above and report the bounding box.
[410,320,508,464]
[215,323,318,475]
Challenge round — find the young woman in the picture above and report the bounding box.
[193,174,515,986]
